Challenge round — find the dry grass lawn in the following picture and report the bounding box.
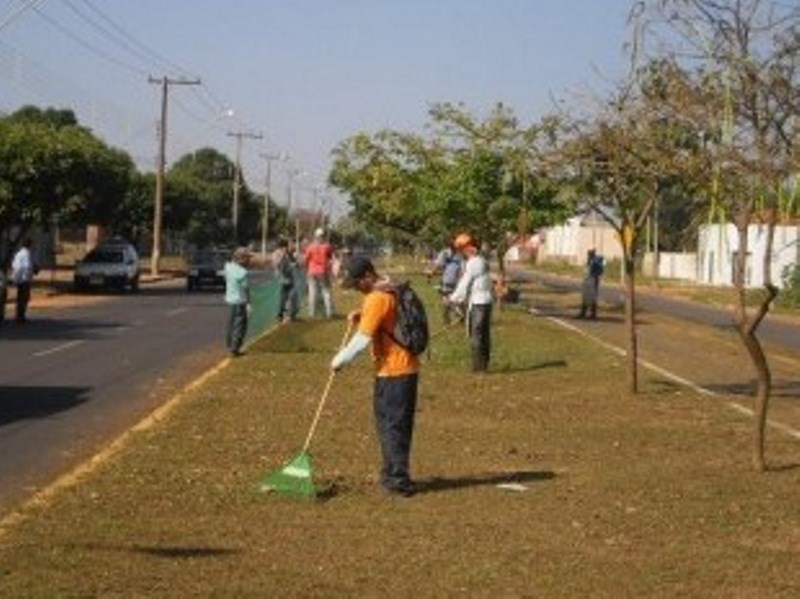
[0,276,798,597]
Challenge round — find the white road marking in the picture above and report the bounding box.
[33,340,84,357]
[166,307,188,317]
[529,307,800,441]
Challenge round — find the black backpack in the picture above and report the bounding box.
[388,282,430,356]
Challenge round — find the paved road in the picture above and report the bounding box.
[0,280,233,512]
[515,269,800,354]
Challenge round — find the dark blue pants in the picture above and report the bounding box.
[373,373,419,491]
[278,284,297,320]
[469,304,492,372]
[15,282,31,322]
[226,304,248,353]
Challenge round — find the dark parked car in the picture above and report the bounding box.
[186,249,228,291]
[73,239,140,292]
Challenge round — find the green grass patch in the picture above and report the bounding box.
[0,277,798,597]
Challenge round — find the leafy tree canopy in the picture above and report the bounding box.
[0,107,134,249]
[329,103,566,262]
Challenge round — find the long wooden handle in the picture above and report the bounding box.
[301,322,353,452]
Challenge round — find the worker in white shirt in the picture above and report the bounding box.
[448,233,494,372]
[11,238,36,323]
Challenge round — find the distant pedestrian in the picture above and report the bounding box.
[448,233,493,373]
[331,256,420,498]
[304,228,334,319]
[429,243,463,324]
[274,238,299,322]
[578,249,605,319]
[11,238,36,323]
[224,247,251,356]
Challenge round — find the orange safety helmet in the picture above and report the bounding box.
[453,233,473,249]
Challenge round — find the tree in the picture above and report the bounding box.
[329,130,436,246]
[168,147,264,248]
[329,103,565,267]
[635,0,800,470]
[0,106,134,262]
[555,57,705,394]
[427,103,566,264]
[116,171,155,246]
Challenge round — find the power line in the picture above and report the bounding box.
[31,3,148,76]
[60,0,161,74]
[73,0,194,78]
[63,0,230,129]
[5,2,271,191]
[172,95,227,133]
[32,1,245,137]
[0,0,45,34]
[0,39,152,149]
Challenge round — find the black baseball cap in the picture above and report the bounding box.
[342,256,376,288]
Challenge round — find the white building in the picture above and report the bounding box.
[697,223,800,289]
[538,211,623,265]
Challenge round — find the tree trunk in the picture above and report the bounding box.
[736,326,771,472]
[494,242,507,277]
[731,211,778,472]
[624,251,638,394]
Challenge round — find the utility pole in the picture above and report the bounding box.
[148,75,200,277]
[227,130,263,243]
[259,152,285,259]
[286,167,304,250]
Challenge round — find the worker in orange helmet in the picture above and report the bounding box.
[448,232,493,372]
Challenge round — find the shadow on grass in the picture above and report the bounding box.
[416,470,556,495]
[66,542,241,559]
[648,379,694,396]
[770,462,800,473]
[702,379,800,399]
[132,545,241,559]
[311,470,556,501]
[648,377,800,401]
[491,360,567,374]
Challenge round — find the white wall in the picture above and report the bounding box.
[540,218,623,264]
[697,223,800,289]
[642,252,697,281]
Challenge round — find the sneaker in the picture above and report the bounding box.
[385,482,416,498]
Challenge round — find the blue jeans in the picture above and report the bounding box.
[373,373,419,491]
[278,284,298,320]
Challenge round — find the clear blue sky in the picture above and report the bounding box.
[1,0,634,216]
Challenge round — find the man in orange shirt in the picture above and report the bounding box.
[304,228,334,319]
[331,256,419,497]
